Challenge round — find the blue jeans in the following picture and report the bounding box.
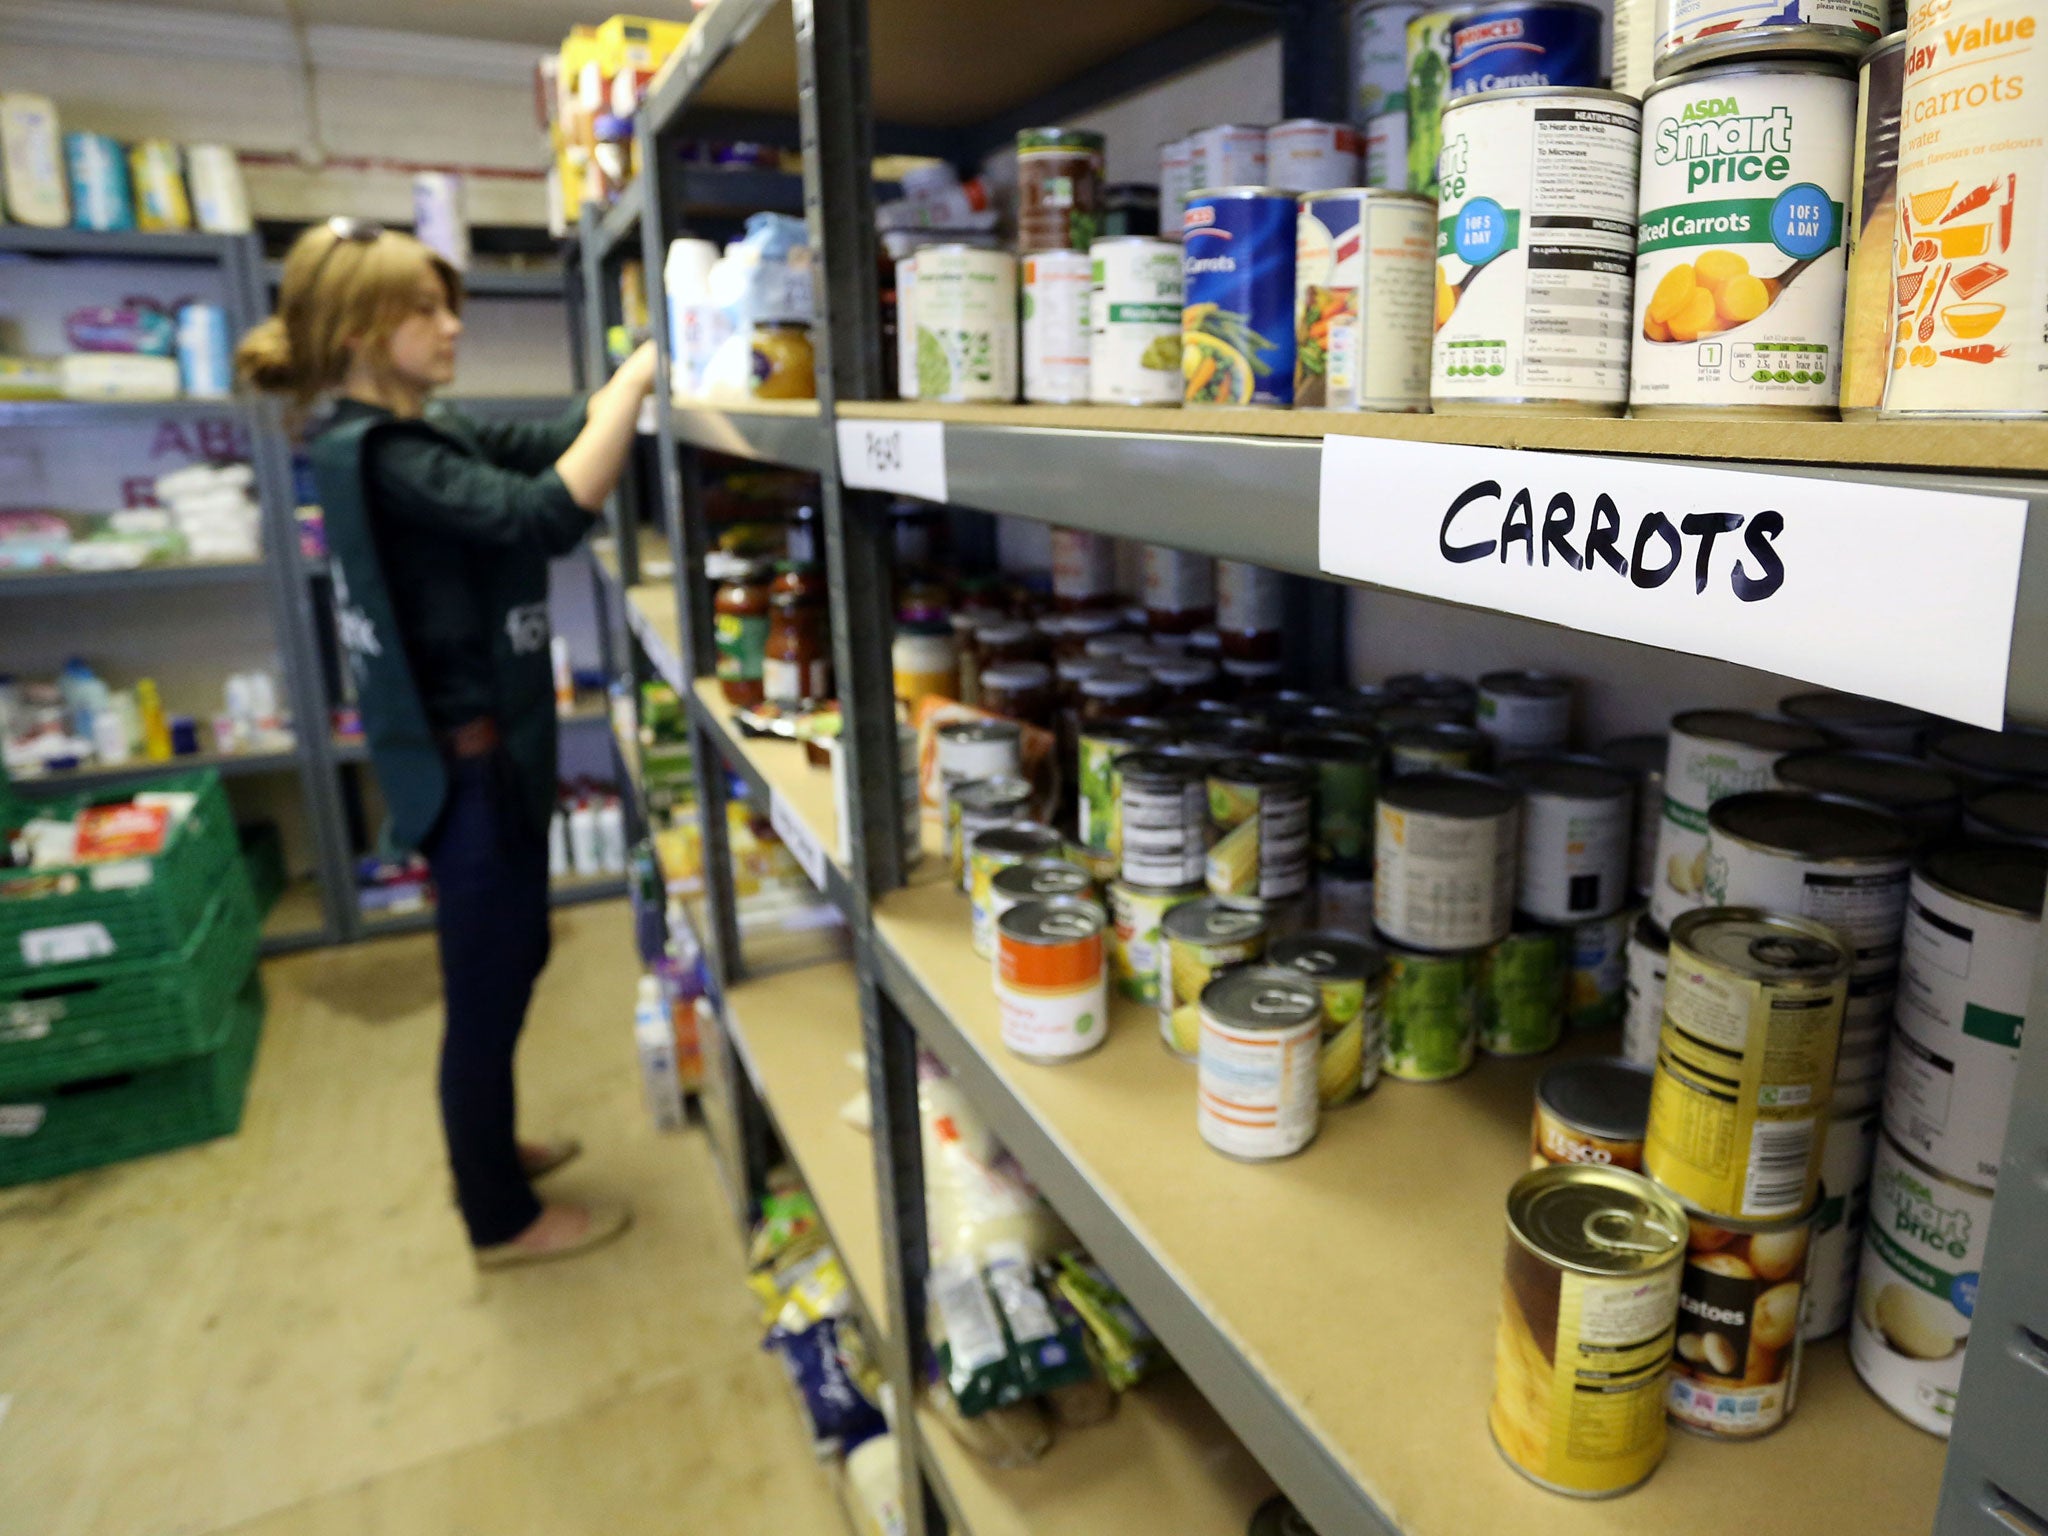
[422,750,549,1247]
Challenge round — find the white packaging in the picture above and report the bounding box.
[596,799,628,873]
[1433,90,1640,412]
[1354,1,1426,120]
[1622,913,1668,1066]
[1294,189,1434,411]
[1611,0,1656,96]
[0,94,68,228]
[635,976,686,1131]
[59,353,179,402]
[1374,787,1519,950]
[1849,1131,1991,1437]
[1631,63,1856,416]
[411,171,468,268]
[1216,560,1284,638]
[666,237,724,397]
[908,245,1016,402]
[1886,856,2039,1187]
[1266,119,1363,193]
[1659,0,1885,71]
[894,252,920,400]
[1514,763,1632,924]
[1804,1104,1880,1341]
[1139,544,1214,620]
[549,810,570,878]
[1477,672,1573,759]
[188,144,252,235]
[1363,109,1409,190]
[1022,249,1092,404]
[568,801,601,876]
[1198,985,1323,1159]
[1089,236,1183,405]
[1189,124,1267,190]
[1159,138,1194,242]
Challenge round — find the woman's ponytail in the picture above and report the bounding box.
[235,314,301,398]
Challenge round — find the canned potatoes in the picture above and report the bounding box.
[1668,1202,1814,1439]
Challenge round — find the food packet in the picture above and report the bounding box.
[930,1253,1020,1416]
[924,1381,1051,1468]
[1051,1251,1166,1390]
[766,1315,887,1455]
[984,1241,1094,1398]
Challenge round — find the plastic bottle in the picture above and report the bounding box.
[568,798,601,876]
[136,678,172,761]
[548,809,570,878]
[635,975,685,1131]
[595,797,627,873]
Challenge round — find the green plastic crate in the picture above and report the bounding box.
[0,876,259,1094]
[0,769,248,984]
[0,969,264,1188]
[238,821,286,919]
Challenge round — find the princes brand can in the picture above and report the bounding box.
[1382,940,1483,1079]
[1267,120,1362,192]
[1433,89,1640,415]
[971,824,1068,959]
[1271,932,1388,1103]
[1804,1103,1879,1340]
[64,132,132,232]
[1375,770,1521,951]
[1622,912,1670,1067]
[1448,1,1605,96]
[1183,189,1298,406]
[1667,1202,1815,1438]
[1023,249,1092,403]
[1601,732,1668,901]
[1657,0,1883,76]
[1108,877,1203,1004]
[1090,236,1184,405]
[1480,923,1567,1055]
[1197,967,1324,1160]
[912,244,1018,402]
[1568,907,1632,1031]
[1510,756,1634,924]
[175,304,232,399]
[1207,755,1315,900]
[996,898,1110,1064]
[1294,189,1435,410]
[1160,898,1270,1058]
[1532,1057,1654,1170]
[1477,670,1573,760]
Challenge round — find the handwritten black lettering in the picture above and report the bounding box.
[1733,511,1786,602]
[1501,489,1534,565]
[1681,512,1744,595]
[1584,494,1628,576]
[1630,512,1682,589]
[1541,494,1582,570]
[1440,480,1499,563]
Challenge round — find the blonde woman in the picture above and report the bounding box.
[241,218,656,1268]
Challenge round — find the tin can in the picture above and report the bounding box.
[1477,670,1573,760]
[1382,940,1483,1079]
[1657,0,1884,77]
[1612,0,1657,95]
[937,722,1024,808]
[129,139,191,231]
[1375,770,1521,951]
[1668,1202,1815,1438]
[1850,1129,1992,1436]
[1840,34,1905,417]
[1650,709,1831,930]
[63,132,132,232]
[1532,1056,1654,1169]
[1568,907,1633,1030]
[1294,189,1435,410]
[1160,138,1195,241]
[174,304,232,400]
[1963,783,2048,847]
[1407,10,1457,200]
[1490,1165,1687,1496]
[1189,124,1268,191]
[1480,923,1568,1055]
[948,776,1034,891]
[1077,718,1172,857]
[1197,967,1325,1160]
[1510,756,1634,924]
[1090,236,1184,405]
[1365,110,1411,190]
[1804,1103,1880,1340]
[1119,747,1213,888]
[1886,841,2044,1187]
[1884,0,2045,417]
[1160,898,1271,1058]
[895,254,921,400]
[971,824,1068,959]
[1386,721,1492,777]
[1775,749,1961,841]
[1632,61,1857,418]
[1183,188,1298,406]
[1268,119,1363,193]
[1449,0,1606,96]
[1320,858,1377,932]
[1356,0,1427,119]
[1283,730,1381,866]
[1208,755,1316,900]
[1108,877,1204,1003]
[1386,669,1476,713]
[1778,689,1927,753]
[1017,127,1106,253]
[1023,249,1092,403]
[1622,911,1670,1067]
[1702,791,1914,984]
[1923,724,2048,789]
[988,858,1096,941]
[1600,732,1668,901]
[1271,931,1388,1102]
[1434,89,1640,415]
[1645,907,1851,1219]
[910,244,1018,402]
[995,898,1110,1064]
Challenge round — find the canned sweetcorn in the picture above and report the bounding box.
[1382,940,1483,1079]
[1184,188,1299,406]
[1090,236,1184,405]
[970,824,1067,959]
[1295,189,1435,410]
[1076,718,1171,858]
[913,244,1019,402]
[1668,1202,1814,1438]
[1207,755,1315,900]
[1108,877,1204,1004]
[1023,249,1092,403]
[1532,1056,1655,1170]
[1622,911,1670,1066]
[996,898,1110,1063]
[1375,770,1520,951]
[1160,898,1270,1059]
[1197,967,1324,1160]
[1645,908,1851,1219]
[948,776,1033,890]
[1490,1165,1687,1496]
[1271,932,1388,1103]
[1657,0,1883,75]
[1804,1103,1880,1340]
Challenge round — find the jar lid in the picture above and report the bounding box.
[982,661,1053,689]
[1081,665,1153,700]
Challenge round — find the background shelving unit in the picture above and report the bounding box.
[573,2,2047,1533]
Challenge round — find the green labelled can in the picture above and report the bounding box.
[1270,931,1387,1104]
[1108,877,1204,1004]
[1480,924,1567,1057]
[1405,10,1456,200]
[1159,898,1270,1059]
[1567,907,1632,1032]
[1077,716,1172,856]
[1282,729,1380,865]
[1382,940,1481,1080]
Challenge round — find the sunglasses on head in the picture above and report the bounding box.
[305,216,386,289]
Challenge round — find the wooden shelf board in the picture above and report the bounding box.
[690,679,842,858]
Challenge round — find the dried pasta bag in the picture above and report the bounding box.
[1051,1252,1166,1390]
[923,1381,1053,1468]
[984,1241,1095,1398]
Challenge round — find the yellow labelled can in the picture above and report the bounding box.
[1108,878,1204,1004]
[968,824,1066,960]
[1158,898,1270,1060]
[1645,907,1850,1220]
[1490,1164,1687,1497]
[1270,931,1388,1103]
[1667,1201,1814,1439]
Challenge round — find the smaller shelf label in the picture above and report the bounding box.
[19,922,115,968]
[837,419,947,503]
[769,788,831,893]
[1319,436,2027,728]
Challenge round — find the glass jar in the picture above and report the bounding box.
[750,322,816,399]
[1220,657,1285,698]
[1078,665,1157,724]
[1185,626,1223,661]
[1051,526,1119,611]
[893,618,958,710]
[1085,631,1147,662]
[976,620,1043,676]
[714,559,772,706]
[1059,608,1123,658]
[1148,655,1219,709]
[1215,559,1284,661]
[764,562,830,705]
[1140,544,1215,635]
[979,660,1055,728]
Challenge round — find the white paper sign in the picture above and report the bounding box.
[769,788,831,892]
[0,1106,47,1138]
[1319,437,2027,728]
[836,419,947,503]
[19,922,115,968]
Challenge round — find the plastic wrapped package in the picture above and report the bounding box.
[1051,1252,1167,1391]
[765,1314,888,1456]
[844,1434,908,1536]
[918,1052,1072,1267]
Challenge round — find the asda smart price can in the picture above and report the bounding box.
[1022,249,1092,403]
[1090,236,1183,405]
[1804,1103,1880,1340]
[1295,189,1435,410]
[1631,61,1858,418]
[1108,877,1203,1005]
[1433,89,1640,414]
[1183,188,1299,406]
[1448,0,1606,96]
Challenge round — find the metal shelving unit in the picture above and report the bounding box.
[576,1,2048,1533]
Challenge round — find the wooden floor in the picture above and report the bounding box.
[0,903,845,1536]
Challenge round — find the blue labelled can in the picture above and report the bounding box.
[65,132,134,232]
[1182,188,1298,407]
[1448,1,1605,96]
[176,304,233,399]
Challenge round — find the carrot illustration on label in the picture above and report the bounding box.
[1940,344,2009,363]
[1999,173,2015,252]
[1938,179,2000,224]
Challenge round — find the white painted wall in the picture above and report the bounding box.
[1067,38,1284,184]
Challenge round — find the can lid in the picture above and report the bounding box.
[1922,838,2048,919]
[1508,755,1633,802]
[951,775,1033,811]
[1163,896,1270,945]
[1507,1164,1687,1276]
[1115,747,1211,783]
[1479,669,1573,701]
[1017,126,1107,151]
[938,719,1023,745]
[1200,966,1321,1031]
[1779,690,1930,733]
[982,661,1053,690]
[1080,665,1155,700]
[1298,188,1435,209]
[1647,38,1861,85]
[998,895,1108,944]
[1386,670,1474,704]
[971,822,1066,860]
[1926,724,2048,781]
[1536,1056,1655,1140]
[991,859,1095,899]
[1671,708,1831,756]
[1379,769,1519,820]
[1776,750,1960,814]
[1185,185,1302,201]
[1708,789,1915,861]
[1389,721,1486,751]
[1270,931,1385,981]
[1670,907,1850,982]
[1213,753,1315,790]
[1280,728,1380,760]
[1441,84,1640,115]
[1965,782,2048,846]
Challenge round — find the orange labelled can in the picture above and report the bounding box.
[996,897,1110,1063]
